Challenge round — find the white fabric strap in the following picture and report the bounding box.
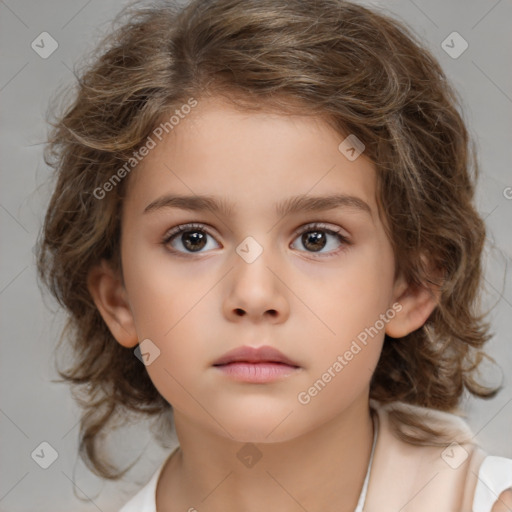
[354,411,379,512]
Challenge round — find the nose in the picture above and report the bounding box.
[222,247,290,324]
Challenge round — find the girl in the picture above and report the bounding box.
[36,0,512,510]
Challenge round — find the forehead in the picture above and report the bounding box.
[123,96,378,221]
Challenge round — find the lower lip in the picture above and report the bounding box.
[214,362,299,383]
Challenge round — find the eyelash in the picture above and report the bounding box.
[161,222,352,258]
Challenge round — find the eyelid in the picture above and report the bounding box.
[163,222,219,241]
[293,221,350,239]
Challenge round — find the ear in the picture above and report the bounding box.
[87,259,139,348]
[385,259,443,339]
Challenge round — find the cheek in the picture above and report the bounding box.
[295,253,393,412]
[295,342,381,421]
[122,240,209,336]
[307,246,395,336]
[295,245,395,405]
[121,244,214,397]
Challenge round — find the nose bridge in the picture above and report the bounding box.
[233,233,277,292]
[229,206,279,266]
[224,232,289,321]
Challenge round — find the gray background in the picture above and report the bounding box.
[1,0,511,510]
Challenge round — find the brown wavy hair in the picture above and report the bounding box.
[36,0,500,480]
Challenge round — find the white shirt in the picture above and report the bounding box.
[119,409,512,512]
[119,452,512,512]
[121,412,379,512]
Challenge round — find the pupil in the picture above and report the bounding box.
[303,231,326,252]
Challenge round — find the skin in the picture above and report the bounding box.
[88,96,440,512]
[492,490,512,512]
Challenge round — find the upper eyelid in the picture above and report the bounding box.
[163,221,350,244]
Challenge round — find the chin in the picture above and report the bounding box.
[211,402,308,444]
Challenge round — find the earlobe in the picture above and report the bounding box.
[385,271,442,339]
[87,259,139,348]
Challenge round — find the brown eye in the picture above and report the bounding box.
[162,223,220,254]
[291,223,351,257]
[301,231,327,252]
[177,230,207,252]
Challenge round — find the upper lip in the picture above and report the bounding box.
[213,345,300,367]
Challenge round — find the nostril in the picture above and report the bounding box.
[234,308,245,316]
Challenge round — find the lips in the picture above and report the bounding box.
[212,345,300,367]
[212,345,301,383]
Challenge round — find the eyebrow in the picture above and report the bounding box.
[143,193,373,219]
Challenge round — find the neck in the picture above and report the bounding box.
[157,397,375,512]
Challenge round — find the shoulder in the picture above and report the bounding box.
[368,399,511,512]
[474,456,512,512]
[370,399,475,443]
[490,489,512,512]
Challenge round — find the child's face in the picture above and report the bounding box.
[100,96,424,442]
